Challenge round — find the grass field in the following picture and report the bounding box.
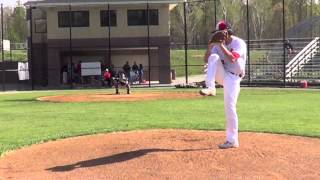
[0,88,320,157]
[170,49,267,77]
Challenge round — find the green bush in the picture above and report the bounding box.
[0,50,27,62]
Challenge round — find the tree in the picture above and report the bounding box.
[169,0,320,45]
[7,0,27,43]
[247,0,272,40]
[170,1,208,45]
[0,7,13,40]
[217,0,243,32]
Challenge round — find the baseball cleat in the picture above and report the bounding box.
[199,88,216,96]
[218,141,239,149]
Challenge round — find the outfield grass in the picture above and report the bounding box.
[170,49,266,77]
[0,88,319,156]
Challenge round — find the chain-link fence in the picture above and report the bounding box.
[1,0,319,91]
[171,0,320,87]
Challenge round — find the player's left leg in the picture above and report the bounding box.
[220,73,241,148]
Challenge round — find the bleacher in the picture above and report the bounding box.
[247,38,319,82]
[292,53,320,81]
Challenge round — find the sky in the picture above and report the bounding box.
[0,0,29,7]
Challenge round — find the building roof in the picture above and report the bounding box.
[25,0,183,7]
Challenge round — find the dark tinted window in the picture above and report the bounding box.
[127,9,158,26]
[100,10,117,27]
[35,19,47,33]
[58,11,89,27]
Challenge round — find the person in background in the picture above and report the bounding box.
[139,64,144,84]
[122,61,131,80]
[75,61,82,84]
[61,65,68,84]
[132,61,139,74]
[284,39,295,54]
[103,68,112,87]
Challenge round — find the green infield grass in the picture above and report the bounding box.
[0,88,319,156]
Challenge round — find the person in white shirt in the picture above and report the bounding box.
[200,20,247,149]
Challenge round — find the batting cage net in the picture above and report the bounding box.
[0,0,319,91]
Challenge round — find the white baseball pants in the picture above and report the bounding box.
[206,54,242,145]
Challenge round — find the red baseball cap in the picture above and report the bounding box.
[216,20,231,31]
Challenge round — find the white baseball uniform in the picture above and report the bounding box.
[206,35,247,145]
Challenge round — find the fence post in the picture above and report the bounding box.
[311,0,313,38]
[1,4,4,91]
[183,1,188,84]
[214,0,217,26]
[30,6,35,90]
[246,0,251,86]
[282,0,286,87]
[10,49,12,61]
[107,4,111,77]
[69,4,73,89]
[147,2,151,87]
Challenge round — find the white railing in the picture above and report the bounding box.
[286,37,320,78]
[11,43,28,50]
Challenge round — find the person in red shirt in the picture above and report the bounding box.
[103,68,112,87]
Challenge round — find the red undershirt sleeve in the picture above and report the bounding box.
[231,51,240,60]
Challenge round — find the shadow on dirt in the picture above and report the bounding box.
[46,148,211,172]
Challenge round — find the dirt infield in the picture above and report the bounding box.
[37,91,202,102]
[0,130,319,180]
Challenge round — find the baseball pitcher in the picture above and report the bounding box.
[200,20,247,149]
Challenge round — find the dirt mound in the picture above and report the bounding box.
[0,130,319,180]
[37,92,202,102]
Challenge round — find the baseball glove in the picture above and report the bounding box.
[209,30,227,43]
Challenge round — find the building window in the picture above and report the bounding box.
[100,10,117,27]
[35,19,47,33]
[58,11,89,27]
[127,9,159,26]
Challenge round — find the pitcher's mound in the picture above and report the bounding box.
[37,92,202,102]
[0,130,319,180]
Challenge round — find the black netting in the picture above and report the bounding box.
[1,0,320,91]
